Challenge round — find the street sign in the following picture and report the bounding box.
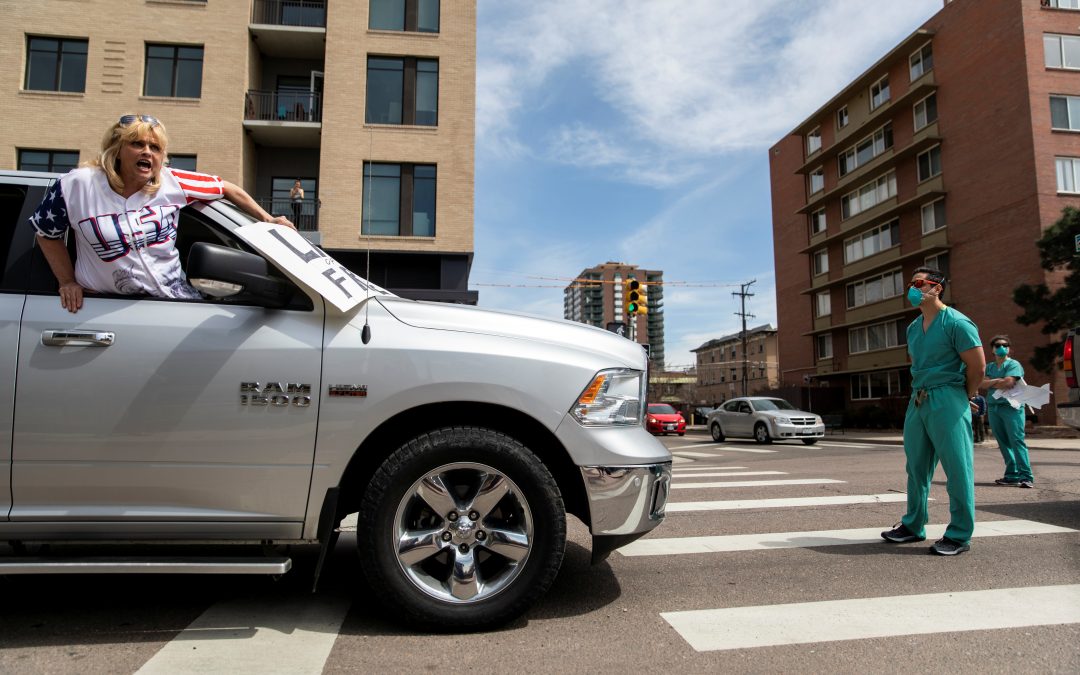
[606,321,627,337]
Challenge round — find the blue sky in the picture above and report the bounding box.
[471,0,943,370]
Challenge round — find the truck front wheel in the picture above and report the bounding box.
[357,427,566,631]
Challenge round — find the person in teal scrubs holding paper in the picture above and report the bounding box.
[881,266,985,556]
[982,335,1033,488]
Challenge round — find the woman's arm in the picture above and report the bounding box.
[37,235,84,313]
[223,181,295,229]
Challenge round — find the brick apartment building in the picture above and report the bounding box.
[692,324,779,405]
[563,262,665,367]
[770,0,1074,422]
[1,0,477,303]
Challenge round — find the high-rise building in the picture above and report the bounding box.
[1,0,476,303]
[770,0,1073,422]
[563,262,665,366]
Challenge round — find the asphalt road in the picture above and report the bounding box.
[1,435,1078,674]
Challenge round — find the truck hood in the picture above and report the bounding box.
[376,297,647,368]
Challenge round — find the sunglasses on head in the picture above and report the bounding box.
[909,278,940,289]
[118,114,159,127]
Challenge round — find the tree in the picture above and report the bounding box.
[1012,206,1080,372]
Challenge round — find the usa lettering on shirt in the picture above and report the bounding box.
[30,166,225,299]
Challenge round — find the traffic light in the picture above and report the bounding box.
[636,283,648,315]
[624,278,642,315]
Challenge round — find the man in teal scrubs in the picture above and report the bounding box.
[881,267,985,556]
[982,335,1033,488]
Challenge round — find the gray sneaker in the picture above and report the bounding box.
[994,477,1021,486]
[1018,480,1034,488]
[881,522,925,543]
[930,537,970,556]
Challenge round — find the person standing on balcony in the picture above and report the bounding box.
[880,266,984,556]
[290,179,305,227]
[981,335,1034,488]
[31,114,294,313]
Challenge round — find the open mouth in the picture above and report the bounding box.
[136,159,152,171]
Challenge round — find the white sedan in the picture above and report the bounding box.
[706,397,825,445]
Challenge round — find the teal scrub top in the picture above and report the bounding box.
[985,358,1024,407]
[906,306,982,390]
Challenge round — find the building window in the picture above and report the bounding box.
[841,171,896,219]
[25,36,87,92]
[816,333,833,360]
[167,154,197,171]
[849,319,905,354]
[809,168,824,195]
[917,145,942,182]
[1056,156,1080,192]
[843,219,899,264]
[369,0,440,32]
[813,249,829,276]
[851,370,901,400]
[913,93,938,131]
[1045,34,1080,69]
[838,123,893,177]
[1046,0,1080,9]
[837,106,849,129]
[362,162,436,236]
[810,208,827,235]
[366,57,439,126]
[869,75,890,110]
[924,252,950,277]
[144,44,203,98]
[921,199,946,233]
[1050,94,1080,130]
[815,290,831,318]
[806,127,822,156]
[17,149,78,173]
[909,43,933,81]
[846,269,903,309]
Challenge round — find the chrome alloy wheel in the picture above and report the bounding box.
[393,462,534,604]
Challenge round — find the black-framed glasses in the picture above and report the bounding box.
[118,114,159,127]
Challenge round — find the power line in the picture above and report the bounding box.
[732,279,756,397]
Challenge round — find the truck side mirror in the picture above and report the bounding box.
[186,242,293,308]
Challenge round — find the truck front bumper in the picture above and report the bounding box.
[580,463,671,562]
[1058,402,1080,430]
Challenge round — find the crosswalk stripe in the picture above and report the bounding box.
[619,519,1076,556]
[706,446,777,454]
[671,466,748,472]
[672,478,845,489]
[814,442,880,449]
[661,584,1080,652]
[672,451,723,458]
[666,444,716,451]
[671,471,786,479]
[135,595,351,675]
[666,493,908,513]
[671,455,695,464]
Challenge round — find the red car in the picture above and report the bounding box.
[646,403,686,436]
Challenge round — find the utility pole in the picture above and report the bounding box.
[733,279,756,397]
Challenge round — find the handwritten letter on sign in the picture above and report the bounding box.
[234,223,371,312]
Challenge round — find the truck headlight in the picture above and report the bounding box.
[570,369,644,426]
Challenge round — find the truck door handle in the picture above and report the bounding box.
[41,330,116,347]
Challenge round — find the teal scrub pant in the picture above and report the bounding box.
[900,385,976,545]
[988,403,1032,481]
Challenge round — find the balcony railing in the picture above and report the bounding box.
[251,0,327,27]
[257,197,320,232]
[245,90,322,122]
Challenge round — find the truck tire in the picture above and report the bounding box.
[357,427,566,631]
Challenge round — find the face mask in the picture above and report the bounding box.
[994,345,1009,357]
[907,286,924,307]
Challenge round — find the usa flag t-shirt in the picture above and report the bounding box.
[30,166,225,299]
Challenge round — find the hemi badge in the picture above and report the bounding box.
[329,385,368,398]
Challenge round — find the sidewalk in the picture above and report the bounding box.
[684,426,1080,450]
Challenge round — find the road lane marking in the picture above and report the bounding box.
[619,519,1076,556]
[135,595,351,675]
[661,584,1080,652]
[666,493,909,513]
[672,478,845,489]
[671,451,723,458]
[671,471,786,478]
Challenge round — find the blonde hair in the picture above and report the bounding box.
[84,116,170,196]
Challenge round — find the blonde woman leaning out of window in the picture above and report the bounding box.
[31,114,293,314]
[981,335,1034,488]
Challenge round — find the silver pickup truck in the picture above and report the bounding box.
[0,170,671,630]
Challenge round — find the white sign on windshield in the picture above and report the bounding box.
[234,223,372,312]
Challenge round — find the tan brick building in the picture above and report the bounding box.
[563,262,665,366]
[692,325,779,405]
[1,0,476,302]
[770,0,1075,422]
